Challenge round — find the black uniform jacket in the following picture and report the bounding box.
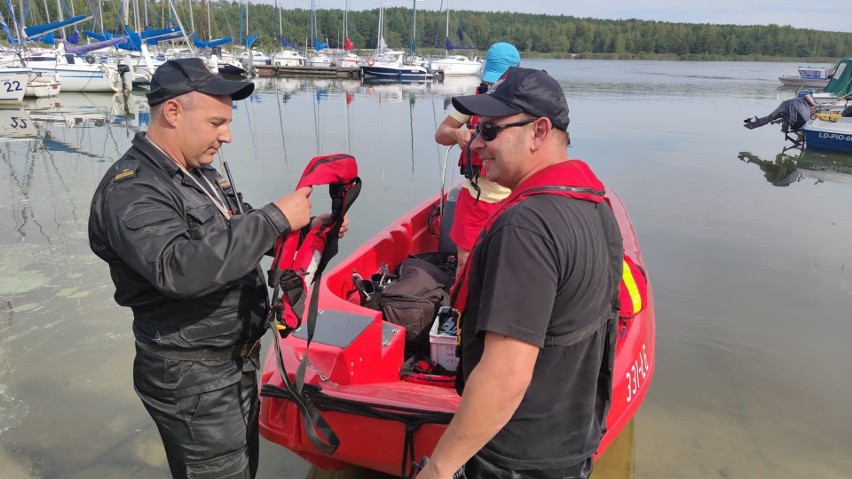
[89,133,291,396]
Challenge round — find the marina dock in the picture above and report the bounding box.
[255,65,361,79]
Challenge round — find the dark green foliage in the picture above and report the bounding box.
[4,1,850,59]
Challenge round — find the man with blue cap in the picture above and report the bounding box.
[435,42,521,275]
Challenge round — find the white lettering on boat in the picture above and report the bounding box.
[817,132,852,142]
[625,343,650,403]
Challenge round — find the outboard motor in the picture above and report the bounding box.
[117,63,132,92]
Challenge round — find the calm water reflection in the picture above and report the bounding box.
[0,60,850,478]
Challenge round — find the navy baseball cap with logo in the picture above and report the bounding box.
[146,58,255,106]
[452,67,570,131]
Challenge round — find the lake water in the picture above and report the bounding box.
[1,60,850,478]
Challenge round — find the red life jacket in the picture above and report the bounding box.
[457,84,487,178]
[451,160,608,314]
[458,114,483,176]
[268,153,361,334]
[451,159,648,321]
[264,154,360,457]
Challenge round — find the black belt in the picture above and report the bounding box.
[135,340,261,361]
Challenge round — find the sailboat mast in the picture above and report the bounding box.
[98,0,104,33]
[343,0,348,39]
[187,0,195,37]
[55,0,65,39]
[309,0,315,50]
[376,0,383,55]
[410,0,416,54]
[42,0,51,23]
[199,0,205,39]
[445,0,449,57]
[276,0,282,47]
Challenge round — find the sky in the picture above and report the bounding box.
[270,0,852,33]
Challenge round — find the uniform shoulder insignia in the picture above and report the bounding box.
[113,166,138,183]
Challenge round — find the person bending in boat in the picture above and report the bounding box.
[744,94,817,131]
[88,58,342,479]
[434,42,520,273]
[416,68,622,479]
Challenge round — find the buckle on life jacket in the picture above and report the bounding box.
[269,268,307,337]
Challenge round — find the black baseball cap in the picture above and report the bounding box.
[452,67,569,131]
[146,58,255,106]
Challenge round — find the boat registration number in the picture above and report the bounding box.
[625,343,650,403]
[3,80,22,93]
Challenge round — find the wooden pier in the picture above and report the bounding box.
[254,65,361,79]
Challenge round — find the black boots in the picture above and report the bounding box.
[743,115,773,130]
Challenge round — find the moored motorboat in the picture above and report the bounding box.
[779,65,835,88]
[24,74,61,97]
[258,182,656,476]
[360,54,431,81]
[429,55,483,77]
[802,117,852,153]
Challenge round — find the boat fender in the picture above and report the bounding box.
[367,56,375,66]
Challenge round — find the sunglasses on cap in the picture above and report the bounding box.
[474,119,536,142]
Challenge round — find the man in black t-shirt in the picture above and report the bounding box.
[416,68,621,479]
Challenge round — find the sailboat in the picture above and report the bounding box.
[2,11,127,92]
[336,0,361,68]
[0,67,29,104]
[307,0,332,68]
[271,0,307,67]
[428,0,482,76]
[360,0,430,81]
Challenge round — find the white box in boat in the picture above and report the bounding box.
[429,319,459,371]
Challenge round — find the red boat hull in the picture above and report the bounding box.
[259,188,655,475]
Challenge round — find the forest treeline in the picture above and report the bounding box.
[5,0,851,60]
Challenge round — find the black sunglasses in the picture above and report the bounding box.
[475,119,536,142]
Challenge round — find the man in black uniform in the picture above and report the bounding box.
[416,68,622,479]
[89,58,323,478]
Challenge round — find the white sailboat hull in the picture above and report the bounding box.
[0,68,29,104]
[429,56,482,76]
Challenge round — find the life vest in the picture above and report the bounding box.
[268,153,361,335]
[457,83,489,180]
[451,160,648,321]
[458,114,483,178]
[451,160,609,315]
[266,153,361,457]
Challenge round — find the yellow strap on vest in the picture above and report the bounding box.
[622,259,642,313]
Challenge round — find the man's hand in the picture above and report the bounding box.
[312,213,350,238]
[454,128,474,151]
[274,186,312,230]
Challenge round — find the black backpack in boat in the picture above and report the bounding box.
[379,255,452,350]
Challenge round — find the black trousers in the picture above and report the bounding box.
[136,371,259,479]
[464,453,593,479]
